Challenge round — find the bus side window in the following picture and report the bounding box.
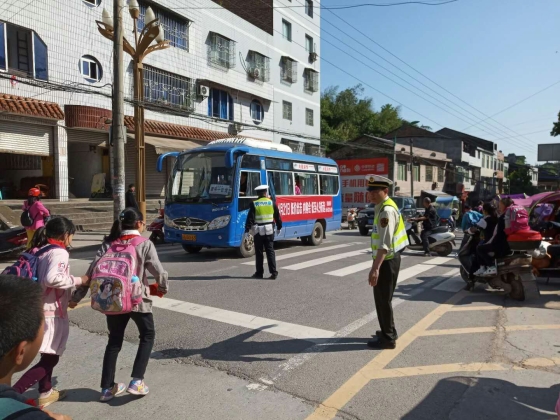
[238,171,261,212]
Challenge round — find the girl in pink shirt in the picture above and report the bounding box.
[22,188,50,248]
[13,217,89,409]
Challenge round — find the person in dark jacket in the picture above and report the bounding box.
[245,185,282,279]
[125,184,139,209]
[0,275,71,420]
[410,197,438,256]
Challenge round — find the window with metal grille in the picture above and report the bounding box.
[305,108,313,126]
[247,50,270,82]
[0,22,48,80]
[208,32,235,69]
[397,162,407,181]
[437,167,444,183]
[282,19,292,41]
[283,101,292,121]
[138,3,189,50]
[413,165,420,182]
[425,165,433,182]
[281,57,297,83]
[208,88,234,121]
[304,69,319,92]
[143,65,194,111]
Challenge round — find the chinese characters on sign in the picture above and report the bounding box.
[318,165,338,174]
[276,196,334,222]
[335,158,389,209]
[293,162,316,172]
[209,184,232,196]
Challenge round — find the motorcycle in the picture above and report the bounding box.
[0,226,27,256]
[405,220,456,257]
[457,229,541,301]
[147,200,164,244]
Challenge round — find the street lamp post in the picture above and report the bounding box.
[96,1,170,220]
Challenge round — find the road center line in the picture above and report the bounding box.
[151,297,335,341]
[241,243,357,266]
[421,324,560,336]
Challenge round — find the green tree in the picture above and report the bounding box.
[321,84,403,152]
[508,169,538,195]
[551,111,560,137]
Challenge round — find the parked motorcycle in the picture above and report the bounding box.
[457,229,542,301]
[405,220,456,257]
[147,200,164,244]
[0,226,27,256]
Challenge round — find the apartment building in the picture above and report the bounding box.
[0,0,321,200]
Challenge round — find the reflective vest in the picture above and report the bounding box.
[254,197,274,224]
[371,198,409,260]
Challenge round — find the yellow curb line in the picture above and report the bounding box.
[420,324,560,336]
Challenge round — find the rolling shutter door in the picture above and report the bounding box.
[125,140,166,197]
[0,121,52,155]
[66,129,108,145]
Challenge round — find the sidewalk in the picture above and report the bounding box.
[14,327,331,420]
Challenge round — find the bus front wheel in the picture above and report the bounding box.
[309,222,324,246]
[238,233,255,258]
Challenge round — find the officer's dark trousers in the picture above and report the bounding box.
[374,254,401,343]
[254,233,277,276]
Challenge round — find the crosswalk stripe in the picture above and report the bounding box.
[242,243,357,265]
[325,256,408,277]
[433,275,465,292]
[397,257,453,282]
[283,248,371,270]
[152,297,335,340]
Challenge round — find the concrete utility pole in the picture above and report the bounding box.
[410,138,414,199]
[111,0,126,218]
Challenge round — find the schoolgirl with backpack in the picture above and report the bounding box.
[9,217,90,409]
[21,188,50,249]
[71,207,168,402]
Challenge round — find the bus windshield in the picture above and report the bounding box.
[168,151,234,204]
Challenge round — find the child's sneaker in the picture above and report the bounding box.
[483,266,498,277]
[127,379,149,396]
[100,383,127,402]
[38,388,67,409]
[473,266,487,276]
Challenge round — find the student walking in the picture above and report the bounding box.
[72,207,168,402]
[12,217,89,409]
[22,188,50,248]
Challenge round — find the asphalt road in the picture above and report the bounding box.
[4,230,560,420]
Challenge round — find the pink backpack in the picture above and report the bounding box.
[89,236,147,315]
[504,205,529,235]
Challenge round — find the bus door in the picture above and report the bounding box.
[236,155,267,241]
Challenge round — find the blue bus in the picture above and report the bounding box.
[156,138,342,257]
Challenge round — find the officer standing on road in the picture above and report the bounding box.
[367,175,409,349]
[245,185,283,280]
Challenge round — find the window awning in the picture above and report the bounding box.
[127,135,205,154]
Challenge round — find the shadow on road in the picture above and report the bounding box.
[153,327,370,363]
[402,376,560,420]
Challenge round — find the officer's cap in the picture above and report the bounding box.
[254,185,269,191]
[366,175,393,191]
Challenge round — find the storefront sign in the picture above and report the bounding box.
[336,158,389,176]
[336,158,389,209]
[276,196,333,222]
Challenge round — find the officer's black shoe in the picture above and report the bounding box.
[367,339,396,350]
[251,273,264,279]
[269,273,278,280]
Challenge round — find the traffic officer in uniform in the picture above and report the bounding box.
[245,185,283,279]
[366,175,409,349]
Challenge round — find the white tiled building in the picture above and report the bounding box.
[0,0,321,200]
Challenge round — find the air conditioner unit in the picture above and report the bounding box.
[309,52,318,63]
[198,84,210,97]
[251,68,261,79]
[228,123,242,136]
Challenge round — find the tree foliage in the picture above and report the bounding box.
[508,169,538,195]
[551,111,560,137]
[321,84,403,152]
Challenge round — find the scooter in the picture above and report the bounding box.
[457,229,541,301]
[0,226,27,256]
[405,220,456,257]
[147,200,165,244]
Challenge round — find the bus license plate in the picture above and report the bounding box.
[182,234,196,241]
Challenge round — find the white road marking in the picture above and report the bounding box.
[282,248,371,270]
[264,269,460,383]
[325,256,408,277]
[152,297,335,341]
[397,257,452,282]
[246,383,268,392]
[242,243,357,265]
[433,274,466,292]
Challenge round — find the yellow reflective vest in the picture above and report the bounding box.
[254,197,274,224]
[371,198,408,260]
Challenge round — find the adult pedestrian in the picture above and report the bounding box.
[410,197,438,256]
[125,184,139,209]
[22,188,50,248]
[245,185,282,279]
[366,175,408,349]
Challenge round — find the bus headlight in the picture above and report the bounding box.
[207,215,231,230]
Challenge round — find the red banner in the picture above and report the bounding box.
[276,196,334,222]
[336,158,389,176]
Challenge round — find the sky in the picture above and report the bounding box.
[318,0,560,164]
